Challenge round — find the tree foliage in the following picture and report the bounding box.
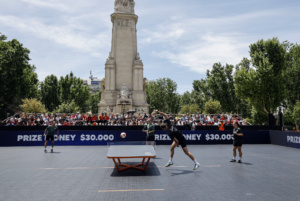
[40,75,60,112]
[206,63,243,113]
[0,33,38,119]
[204,100,221,114]
[90,91,101,114]
[179,104,200,114]
[58,72,90,113]
[20,98,46,113]
[146,78,180,113]
[293,101,300,130]
[285,43,300,106]
[234,38,287,115]
[54,100,80,114]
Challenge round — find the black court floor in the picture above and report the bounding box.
[0,144,299,201]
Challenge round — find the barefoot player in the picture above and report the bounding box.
[155,110,200,170]
[44,120,59,152]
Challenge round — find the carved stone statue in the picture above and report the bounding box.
[114,0,135,13]
[120,83,130,99]
[105,106,111,113]
[101,78,105,91]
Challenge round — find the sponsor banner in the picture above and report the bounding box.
[0,130,270,146]
[270,130,300,149]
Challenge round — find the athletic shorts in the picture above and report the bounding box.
[178,138,187,148]
[233,140,243,147]
[146,135,155,142]
[46,135,54,141]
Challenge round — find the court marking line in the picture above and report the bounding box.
[37,165,220,170]
[98,189,165,192]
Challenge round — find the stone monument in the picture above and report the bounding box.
[98,0,149,115]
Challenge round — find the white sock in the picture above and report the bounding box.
[233,157,236,160]
[169,158,173,163]
[194,159,199,164]
[239,157,242,160]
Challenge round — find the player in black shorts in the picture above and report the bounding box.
[230,122,243,163]
[155,110,200,170]
[43,121,59,153]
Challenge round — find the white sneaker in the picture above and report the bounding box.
[193,163,200,170]
[165,161,173,167]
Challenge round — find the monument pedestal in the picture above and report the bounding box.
[98,0,149,115]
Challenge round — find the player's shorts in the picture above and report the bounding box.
[146,135,155,141]
[233,140,243,147]
[46,135,54,141]
[178,138,187,148]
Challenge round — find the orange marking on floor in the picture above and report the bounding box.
[38,164,220,170]
[98,189,165,192]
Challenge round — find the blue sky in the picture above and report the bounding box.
[1,0,299,94]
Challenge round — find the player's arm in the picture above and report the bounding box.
[155,110,169,120]
[56,130,59,137]
[44,128,47,136]
[236,132,243,136]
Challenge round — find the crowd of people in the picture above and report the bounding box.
[3,112,248,127]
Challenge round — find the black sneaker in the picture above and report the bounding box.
[237,160,242,163]
[44,149,47,153]
[230,159,236,162]
[51,149,53,153]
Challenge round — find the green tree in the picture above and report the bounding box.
[204,100,221,114]
[285,43,300,106]
[234,38,287,116]
[179,104,200,114]
[20,98,47,113]
[54,100,80,113]
[0,33,38,119]
[90,91,101,114]
[58,72,90,113]
[146,78,180,113]
[293,101,300,130]
[206,63,238,113]
[40,75,60,112]
[181,91,192,106]
[192,79,211,103]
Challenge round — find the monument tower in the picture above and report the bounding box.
[98,0,149,115]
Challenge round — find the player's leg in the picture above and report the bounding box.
[51,136,54,152]
[182,146,200,170]
[165,141,176,167]
[182,147,195,160]
[44,140,48,152]
[230,145,237,162]
[237,146,242,163]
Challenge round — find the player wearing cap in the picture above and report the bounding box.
[230,122,243,163]
[43,121,59,153]
[155,110,200,170]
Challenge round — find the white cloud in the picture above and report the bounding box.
[0,15,110,56]
[155,32,248,73]
[21,0,69,11]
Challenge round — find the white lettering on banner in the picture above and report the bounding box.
[154,134,202,141]
[17,135,43,142]
[53,135,76,141]
[205,133,233,141]
[80,134,114,142]
[155,134,171,141]
[183,134,202,141]
[287,136,300,144]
